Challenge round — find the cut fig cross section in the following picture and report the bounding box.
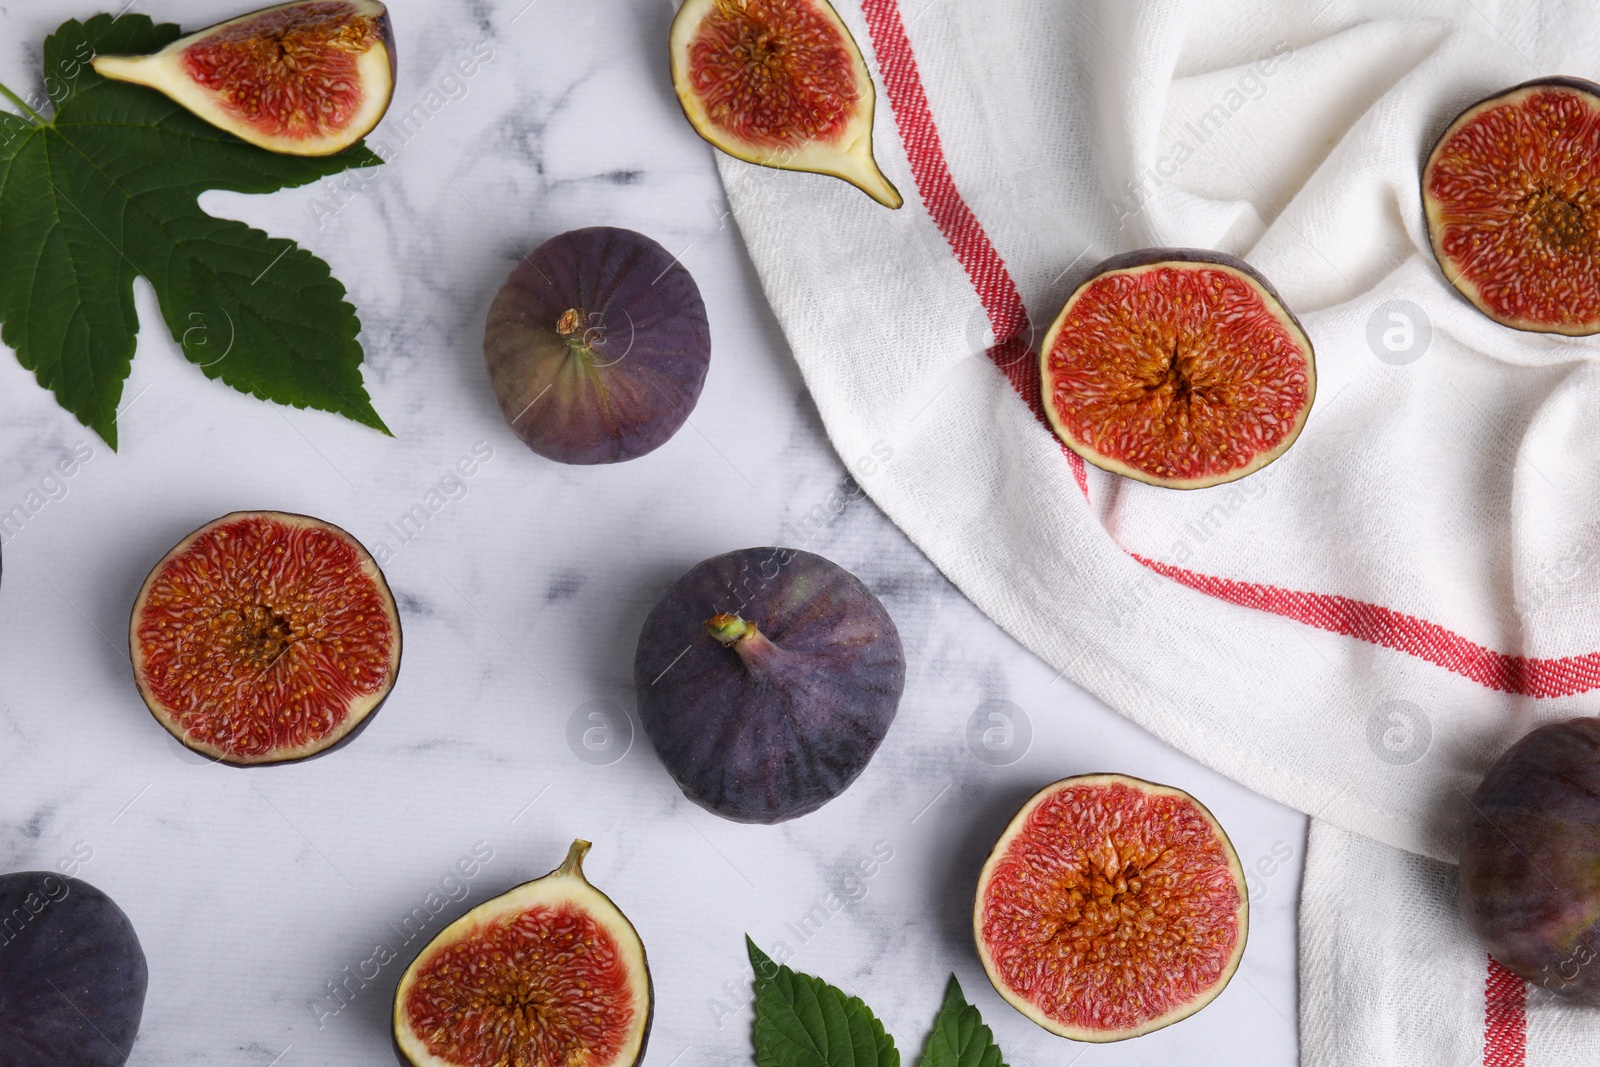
[93,0,396,157]
[393,840,652,1067]
[975,774,1248,1042]
[1040,249,1316,489]
[670,0,903,208]
[1424,77,1600,334]
[129,511,401,765]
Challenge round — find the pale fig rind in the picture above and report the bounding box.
[1423,76,1600,335]
[670,0,902,209]
[92,0,396,157]
[1039,248,1316,490]
[392,840,653,1067]
[974,773,1249,1042]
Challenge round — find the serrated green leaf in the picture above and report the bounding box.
[748,936,899,1067]
[0,14,388,449]
[916,976,1008,1067]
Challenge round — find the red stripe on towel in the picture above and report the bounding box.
[858,0,1600,696]
[1484,956,1527,1066]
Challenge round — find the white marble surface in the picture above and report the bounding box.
[0,1,1304,1063]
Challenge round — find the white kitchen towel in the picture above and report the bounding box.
[714,0,1600,1061]
[1301,820,1600,1064]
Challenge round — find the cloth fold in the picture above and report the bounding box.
[717,0,1600,1060]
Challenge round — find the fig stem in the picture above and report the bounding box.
[0,80,46,126]
[705,613,753,644]
[557,839,592,880]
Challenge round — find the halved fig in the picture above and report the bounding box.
[670,0,902,209]
[0,872,148,1066]
[393,840,651,1067]
[485,226,712,465]
[129,511,401,765]
[1423,77,1600,334]
[975,774,1248,1042]
[92,1,396,157]
[1040,249,1315,489]
[1459,718,1600,1002]
[635,547,904,823]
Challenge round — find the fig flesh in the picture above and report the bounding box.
[393,840,651,1067]
[1423,77,1600,333]
[92,1,396,157]
[670,0,903,209]
[0,872,148,1067]
[1040,249,1315,489]
[974,774,1248,1042]
[129,511,401,765]
[634,547,904,823]
[485,227,712,465]
[1459,718,1600,1002]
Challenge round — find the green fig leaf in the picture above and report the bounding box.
[915,976,1009,1067]
[748,936,900,1067]
[0,14,388,449]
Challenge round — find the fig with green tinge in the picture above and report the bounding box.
[393,840,651,1067]
[485,226,712,465]
[93,0,396,157]
[1460,718,1600,1002]
[0,872,148,1066]
[670,0,902,208]
[634,547,905,823]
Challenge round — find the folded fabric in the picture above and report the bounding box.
[717,0,1600,1060]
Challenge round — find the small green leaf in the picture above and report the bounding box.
[916,976,1008,1067]
[748,935,899,1067]
[0,14,389,449]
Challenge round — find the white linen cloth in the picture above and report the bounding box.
[715,0,1600,1060]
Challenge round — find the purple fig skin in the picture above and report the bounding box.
[484,226,711,465]
[0,873,148,1066]
[1459,718,1600,1002]
[634,548,905,824]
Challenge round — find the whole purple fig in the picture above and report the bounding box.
[634,548,905,824]
[484,226,711,464]
[1460,717,1600,1002]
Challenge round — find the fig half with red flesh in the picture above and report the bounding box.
[1424,77,1600,334]
[634,547,905,824]
[485,227,712,465]
[92,1,396,157]
[975,774,1248,1042]
[129,511,401,765]
[670,0,903,209]
[393,840,652,1067]
[1040,249,1316,489]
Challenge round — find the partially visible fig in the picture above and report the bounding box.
[485,227,712,465]
[1424,78,1600,334]
[0,872,148,1066]
[670,0,902,209]
[1460,718,1600,1002]
[393,840,651,1067]
[634,547,905,823]
[975,774,1248,1042]
[93,0,396,157]
[130,511,402,765]
[1040,249,1315,489]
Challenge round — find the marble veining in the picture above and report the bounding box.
[0,1,1301,1064]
